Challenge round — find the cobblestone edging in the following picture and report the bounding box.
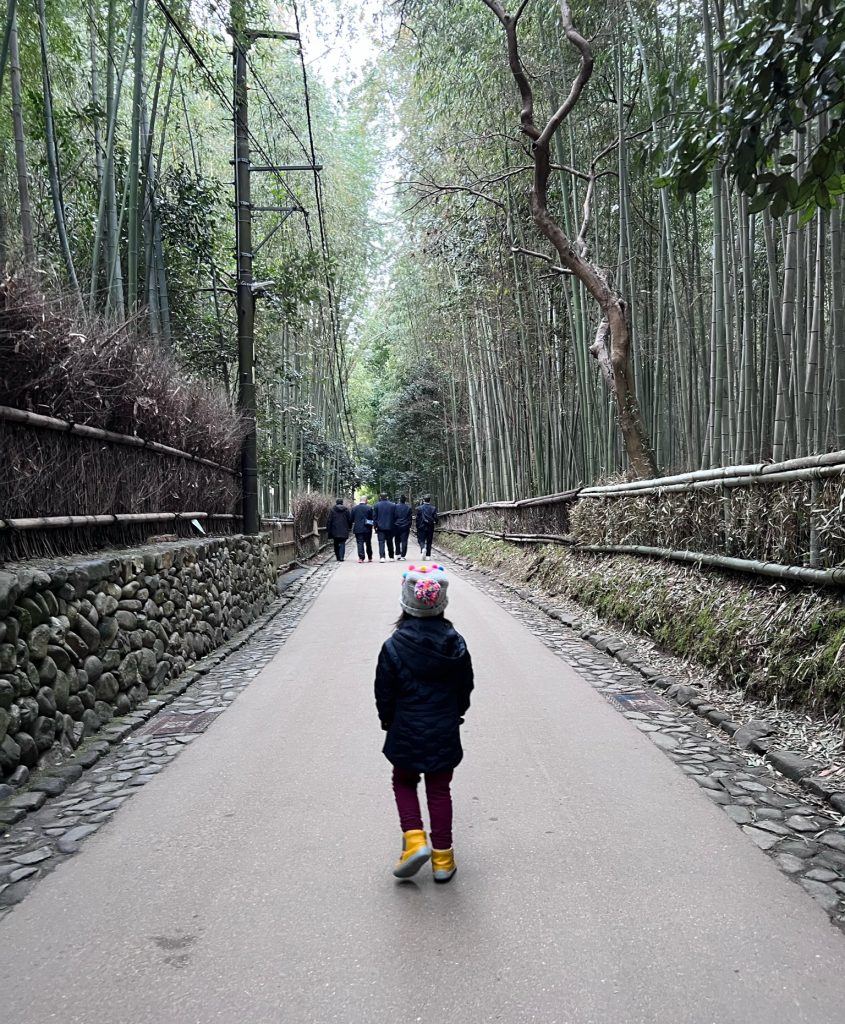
[0,560,336,916]
[439,549,845,931]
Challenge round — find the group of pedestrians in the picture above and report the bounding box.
[325,493,439,563]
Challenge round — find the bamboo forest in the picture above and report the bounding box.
[1,0,844,510]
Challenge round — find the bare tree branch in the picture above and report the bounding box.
[513,0,532,22]
[535,3,594,150]
[511,245,572,274]
[400,178,506,213]
[480,1,539,139]
[481,0,656,477]
[479,0,507,21]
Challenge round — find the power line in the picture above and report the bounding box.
[243,49,349,443]
[236,18,354,446]
[203,0,352,445]
[292,0,354,444]
[153,0,353,447]
[151,0,296,204]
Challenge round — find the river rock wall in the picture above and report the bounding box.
[0,536,274,779]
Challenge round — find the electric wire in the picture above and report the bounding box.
[152,0,353,454]
[292,0,354,445]
[205,0,352,445]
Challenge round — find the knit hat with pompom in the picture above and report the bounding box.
[400,564,449,618]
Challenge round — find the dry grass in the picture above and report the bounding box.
[291,492,334,547]
[442,533,845,720]
[570,478,845,568]
[0,271,244,465]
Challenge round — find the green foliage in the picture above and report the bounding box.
[0,0,381,514]
[659,0,845,216]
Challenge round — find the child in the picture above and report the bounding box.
[374,564,474,882]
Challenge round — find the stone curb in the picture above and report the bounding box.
[439,550,845,929]
[0,557,333,832]
[441,550,845,821]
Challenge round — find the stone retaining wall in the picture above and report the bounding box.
[0,536,275,780]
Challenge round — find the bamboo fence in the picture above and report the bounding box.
[0,405,241,560]
[439,451,845,585]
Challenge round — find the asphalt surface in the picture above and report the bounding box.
[2,557,845,1024]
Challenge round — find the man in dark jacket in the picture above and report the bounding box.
[415,495,438,557]
[393,494,412,560]
[325,498,352,562]
[351,496,375,563]
[373,492,396,562]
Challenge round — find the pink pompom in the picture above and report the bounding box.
[414,578,441,607]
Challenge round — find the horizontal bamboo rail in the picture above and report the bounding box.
[442,489,580,518]
[580,449,845,498]
[578,544,845,587]
[603,462,845,495]
[0,512,239,531]
[0,405,239,477]
[443,529,574,545]
[439,451,845,585]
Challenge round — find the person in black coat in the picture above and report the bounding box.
[373,492,396,561]
[415,495,438,557]
[374,564,473,882]
[393,494,412,559]
[325,498,352,562]
[351,497,374,562]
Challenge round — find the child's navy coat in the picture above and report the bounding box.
[374,617,474,774]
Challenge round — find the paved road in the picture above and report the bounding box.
[2,558,845,1023]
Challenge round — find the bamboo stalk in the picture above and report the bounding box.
[8,4,32,263]
[36,0,80,297]
[441,529,574,545]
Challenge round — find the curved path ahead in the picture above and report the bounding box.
[2,557,845,1023]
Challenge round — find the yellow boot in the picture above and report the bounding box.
[431,848,456,883]
[393,830,431,878]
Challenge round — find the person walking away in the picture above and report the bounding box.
[351,496,375,563]
[374,564,473,882]
[374,492,396,562]
[393,494,412,559]
[325,498,352,562]
[416,495,438,557]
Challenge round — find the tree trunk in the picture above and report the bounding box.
[483,0,656,478]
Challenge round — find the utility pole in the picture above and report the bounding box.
[232,1,258,534]
[231,3,318,533]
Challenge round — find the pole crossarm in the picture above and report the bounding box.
[253,206,303,254]
[250,163,323,173]
[246,29,300,42]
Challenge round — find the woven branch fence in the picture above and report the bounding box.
[0,406,241,562]
[439,451,845,586]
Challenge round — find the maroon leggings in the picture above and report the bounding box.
[392,766,454,850]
